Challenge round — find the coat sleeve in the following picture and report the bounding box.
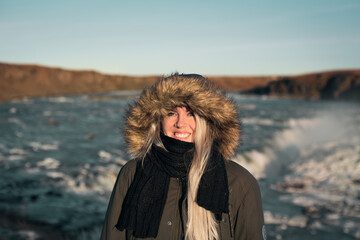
[100,160,137,240]
[233,175,265,240]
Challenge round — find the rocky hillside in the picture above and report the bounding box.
[244,70,360,101]
[0,63,276,103]
[0,63,160,103]
[1,62,358,103]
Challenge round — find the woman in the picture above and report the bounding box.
[101,74,265,240]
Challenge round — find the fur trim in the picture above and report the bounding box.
[124,74,240,159]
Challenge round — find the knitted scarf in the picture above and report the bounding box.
[116,134,229,238]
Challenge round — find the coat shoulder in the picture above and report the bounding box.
[121,159,138,173]
[116,159,138,184]
[225,160,260,202]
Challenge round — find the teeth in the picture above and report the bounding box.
[175,133,190,138]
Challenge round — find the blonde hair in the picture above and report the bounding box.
[140,115,219,240]
[186,115,219,240]
[138,122,163,160]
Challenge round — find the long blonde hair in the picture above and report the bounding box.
[140,115,219,240]
[186,115,219,240]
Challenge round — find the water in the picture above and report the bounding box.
[0,92,359,239]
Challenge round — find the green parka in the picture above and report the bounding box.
[101,159,264,240]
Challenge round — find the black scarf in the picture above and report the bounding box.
[116,134,229,238]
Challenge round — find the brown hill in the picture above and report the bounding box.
[0,63,276,103]
[244,70,360,101]
[2,62,357,103]
[0,63,160,103]
[208,75,278,91]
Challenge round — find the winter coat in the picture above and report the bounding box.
[100,159,264,240]
[100,74,265,239]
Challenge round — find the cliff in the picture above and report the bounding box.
[244,70,360,101]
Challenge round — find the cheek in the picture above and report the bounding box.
[161,118,172,133]
[190,119,196,132]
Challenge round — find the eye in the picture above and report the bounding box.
[167,112,175,117]
[188,112,195,117]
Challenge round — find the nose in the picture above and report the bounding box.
[175,112,185,128]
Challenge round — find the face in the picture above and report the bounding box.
[161,107,196,143]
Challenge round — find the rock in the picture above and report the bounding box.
[352,178,360,185]
[302,206,321,218]
[85,133,95,140]
[30,195,39,202]
[244,70,360,101]
[48,119,59,126]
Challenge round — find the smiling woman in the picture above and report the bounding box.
[101,73,265,240]
[162,107,196,143]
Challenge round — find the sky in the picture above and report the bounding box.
[1,0,359,76]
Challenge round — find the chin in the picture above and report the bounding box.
[175,137,193,142]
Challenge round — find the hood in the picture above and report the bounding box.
[124,74,240,160]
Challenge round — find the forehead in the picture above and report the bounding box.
[160,106,193,118]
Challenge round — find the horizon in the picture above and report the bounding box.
[1,0,360,76]
[1,61,360,78]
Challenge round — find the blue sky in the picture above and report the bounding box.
[1,0,359,76]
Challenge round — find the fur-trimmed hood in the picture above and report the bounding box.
[124,74,240,160]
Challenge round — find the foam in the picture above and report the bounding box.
[9,107,17,114]
[43,163,123,196]
[268,109,360,235]
[264,210,308,228]
[235,109,360,190]
[28,142,59,151]
[37,158,60,169]
[15,132,23,138]
[26,167,40,174]
[9,148,29,155]
[344,221,360,239]
[7,155,25,161]
[272,118,318,148]
[232,117,319,179]
[115,157,128,166]
[43,110,52,116]
[10,98,34,104]
[8,118,27,128]
[232,149,273,179]
[46,96,74,103]
[242,118,277,126]
[46,171,67,179]
[98,150,112,162]
[274,141,360,218]
[68,165,118,195]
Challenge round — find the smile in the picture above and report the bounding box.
[174,133,190,138]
